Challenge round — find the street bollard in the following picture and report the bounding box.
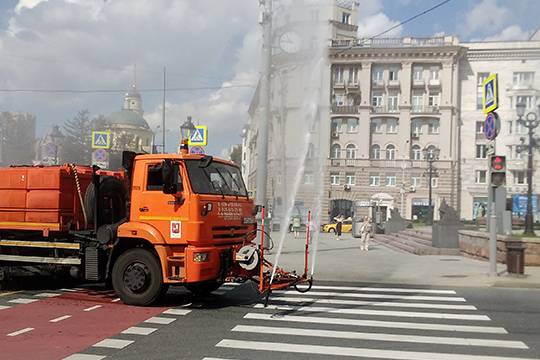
[506,241,526,275]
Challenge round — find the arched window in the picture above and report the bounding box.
[346,144,357,159]
[371,144,381,159]
[331,144,341,159]
[411,145,421,160]
[426,145,439,159]
[386,144,396,160]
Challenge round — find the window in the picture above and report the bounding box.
[372,119,383,134]
[507,121,513,135]
[430,66,440,80]
[387,118,398,133]
[476,144,487,159]
[475,170,487,184]
[369,174,380,186]
[386,173,397,187]
[331,144,341,159]
[334,66,344,84]
[146,164,165,191]
[389,68,398,81]
[372,92,383,107]
[411,145,422,160]
[411,175,421,188]
[388,94,398,111]
[428,120,439,134]
[413,66,423,81]
[426,145,438,159]
[513,171,527,185]
[411,120,422,136]
[346,144,357,159]
[346,172,356,186]
[371,144,381,159]
[412,94,423,112]
[342,12,351,24]
[431,177,439,188]
[516,121,527,135]
[476,121,484,134]
[513,72,534,88]
[347,118,359,133]
[517,95,535,110]
[304,172,314,184]
[330,172,340,185]
[335,94,347,106]
[386,144,396,160]
[428,93,440,107]
[477,72,489,110]
[372,67,384,82]
[349,66,359,84]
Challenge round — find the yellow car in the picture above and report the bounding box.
[321,220,353,233]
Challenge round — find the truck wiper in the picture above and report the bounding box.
[223,168,243,200]
[200,167,225,199]
[215,167,235,198]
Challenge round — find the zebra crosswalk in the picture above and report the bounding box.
[202,284,538,360]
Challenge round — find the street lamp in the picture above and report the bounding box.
[49,125,64,165]
[516,103,540,236]
[422,146,440,225]
[179,116,196,154]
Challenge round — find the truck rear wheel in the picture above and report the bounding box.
[185,281,222,296]
[112,248,165,306]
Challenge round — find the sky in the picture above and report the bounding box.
[0,0,538,156]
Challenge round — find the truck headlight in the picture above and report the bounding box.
[193,252,210,262]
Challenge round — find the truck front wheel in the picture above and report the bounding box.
[112,248,165,306]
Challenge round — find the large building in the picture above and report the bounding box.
[243,1,540,223]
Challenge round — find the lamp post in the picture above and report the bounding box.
[422,147,440,225]
[49,125,64,165]
[180,116,196,154]
[516,103,540,236]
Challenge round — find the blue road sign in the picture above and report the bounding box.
[92,131,111,149]
[512,194,538,215]
[188,125,207,146]
[483,112,499,140]
[189,145,205,155]
[482,73,498,114]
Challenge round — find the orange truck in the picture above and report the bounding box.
[0,151,310,305]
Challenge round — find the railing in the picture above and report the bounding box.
[411,105,440,114]
[372,105,399,114]
[330,36,452,49]
[329,20,358,32]
[331,104,359,114]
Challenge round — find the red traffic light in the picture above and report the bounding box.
[492,156,505,171]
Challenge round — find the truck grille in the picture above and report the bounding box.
[211,226,251,241]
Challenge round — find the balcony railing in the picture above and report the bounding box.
[429,79,441,87]
[372,105,399,114]
[330,36,453,49]
[411,105,440,114]
[332,104,359,114]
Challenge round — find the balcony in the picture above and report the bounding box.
[333,81,345,89]
[371,105,399,114]
[387,79,400,88]
[371,79,384,88]
[329,20,358,33]
[332,104,359,114]
[412,79,425,88]
[411,105,440,114]
[428,79,441,87]
[347,81,360,89]
[330,36,456,49]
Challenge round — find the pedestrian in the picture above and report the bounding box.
[292,215,301,239]
[360,217,373,251]
[333,214,345,240]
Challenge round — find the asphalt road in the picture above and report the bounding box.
[1,280,540,360]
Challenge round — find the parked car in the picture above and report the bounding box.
[321,220,353,233]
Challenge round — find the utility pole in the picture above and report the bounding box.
[162,66,166,154]
[255,0,272,217]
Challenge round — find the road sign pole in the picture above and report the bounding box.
[489,185,498,277]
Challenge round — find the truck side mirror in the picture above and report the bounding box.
[162,159,180,195]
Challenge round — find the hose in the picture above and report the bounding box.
[69,164,88,228]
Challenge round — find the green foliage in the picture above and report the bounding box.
[229,144,242,166]
[60,110,106,164]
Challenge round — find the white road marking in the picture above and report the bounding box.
[50,315,72,323]
[144,316,176,325]
[217,339,538,360]
[202,358,239,360]
[223,283,242,286]
[243,313,507,334]
[232,325,528,349]
[83,305,102,312]
[111,298,121,302]
[122,326,157,335]
[62,354,106,360]
[34,292,61,298]
[60,288,78,292]
[253,304,490,321]
[7,327,34,336]
[163,309,191,316]
[308,285,456,294]
[269,296,477,310]
[8,298,38,304]
[93,338,134,349]
[0,305,10,310]
[276,290,466,302]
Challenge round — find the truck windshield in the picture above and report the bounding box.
[185,160,248,197]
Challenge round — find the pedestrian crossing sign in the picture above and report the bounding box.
[482,73,498,114]
[91,131,111,149]
[188,125,207,146]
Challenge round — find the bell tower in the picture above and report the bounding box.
[123,65,144,115]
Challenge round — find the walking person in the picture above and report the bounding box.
[333,214,344,240]
[361,217,373,251]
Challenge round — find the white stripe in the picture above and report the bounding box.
[233,325,527,349]
[276,290,466,302]
[60,288,78,292]
[35,292,61,298]
[63,354,106,360]
[50,315,72,323]
[224,283,243,286]
[0,305,10,310]
[83,305,102,312]
[270,297,477,310]
[8,298,38,304]
[144,316,176,325]
[310,285,456,294]
[253,304,490,321]
[202,358,239,360]
[217,339,538,360]
[163,309,191,316]
[93,338,133,349]
[122,326,157,335]
[7,327,34,336]
[111,298,121,302]
[244,313,507,334]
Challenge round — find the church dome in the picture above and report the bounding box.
[107,109,149,129]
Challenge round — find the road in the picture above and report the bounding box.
[1,280,540,360]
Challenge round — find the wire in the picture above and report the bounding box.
[0,84,255,94]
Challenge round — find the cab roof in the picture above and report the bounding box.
[134,153,236,166]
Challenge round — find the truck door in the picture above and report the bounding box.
[134,161,188,243]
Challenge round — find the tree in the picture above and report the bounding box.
[229,144,242,166]
[60,110,106,164]
[0,112,36,165]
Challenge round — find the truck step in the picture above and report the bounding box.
[0,254,81,265]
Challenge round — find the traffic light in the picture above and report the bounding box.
[490,155,506,187]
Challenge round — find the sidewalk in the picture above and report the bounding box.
[267,231,540,289]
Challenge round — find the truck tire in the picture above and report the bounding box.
[85,176,127,227]
[112,248,165,306]
[185,281,222,296]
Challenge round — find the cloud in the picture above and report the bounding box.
[15,0,48,13]
[357,0,383,19]
[357,12,402,37]
[481,25,531,41]
[462,0,508,36]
